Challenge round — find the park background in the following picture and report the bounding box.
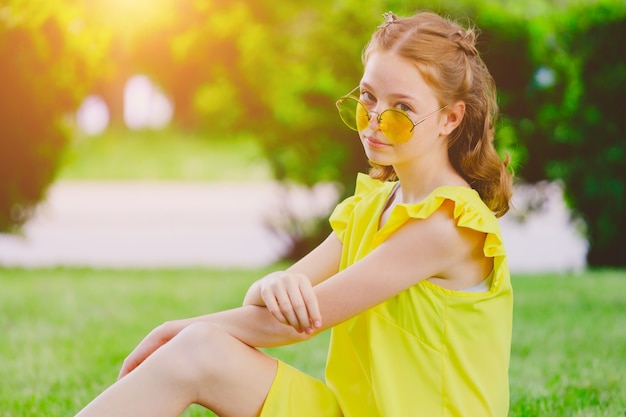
[1,0,625,415]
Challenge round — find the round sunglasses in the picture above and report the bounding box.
[336,86,448,144]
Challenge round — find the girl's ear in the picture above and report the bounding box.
[441,101,465,136]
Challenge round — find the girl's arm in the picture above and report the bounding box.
[236,201,489,340]
[210,202,481,346]
[120,203,483,377]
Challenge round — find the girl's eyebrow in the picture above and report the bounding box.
[390,92,418,101]
[360,82,420,103]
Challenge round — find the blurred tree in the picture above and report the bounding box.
[0,0,109,232]
[85,0,178,127]
[449,0,626,267]
[516,3,626,266]
[129,0,382,259]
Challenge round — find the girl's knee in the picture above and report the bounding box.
[176,321,228,348]
[168,322,237,381]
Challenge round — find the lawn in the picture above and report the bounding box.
[1,268,624,416]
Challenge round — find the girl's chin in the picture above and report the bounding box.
[363,149,391,166]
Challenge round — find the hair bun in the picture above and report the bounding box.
[378,11,399,29]
[453,29,479,57]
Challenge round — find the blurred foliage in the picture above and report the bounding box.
[528,5,626,266]
[1,0,624,265]
[471,0,626,266]
[0,0,109,231]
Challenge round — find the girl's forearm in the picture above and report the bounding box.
[179,305,310,348]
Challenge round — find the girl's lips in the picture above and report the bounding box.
[365,137,390,149]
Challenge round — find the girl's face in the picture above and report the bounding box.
[358,50,446,167]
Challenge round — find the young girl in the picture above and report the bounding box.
[75,11,513,417]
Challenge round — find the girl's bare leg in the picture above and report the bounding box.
[75,322,278,417]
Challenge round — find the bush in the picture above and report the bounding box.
[0,3,107,232]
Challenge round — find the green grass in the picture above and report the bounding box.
[1,268,624,416]
[59,128,271,181]
[508,270,626,416]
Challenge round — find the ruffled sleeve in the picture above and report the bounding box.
[373,186,508,290]
[374,187,503,250]
[329,173,385,243]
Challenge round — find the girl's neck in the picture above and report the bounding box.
[393,159,468,204]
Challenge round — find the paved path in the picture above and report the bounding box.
[0,181,587,272]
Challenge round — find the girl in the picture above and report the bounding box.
[75,11,513,417]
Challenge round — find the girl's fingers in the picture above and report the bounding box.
[263,293,289,325]
[275,292,301,331]
[260,272,321,333]
[285,282,313,331]
[299,282,322,330]
[117,336,160,379]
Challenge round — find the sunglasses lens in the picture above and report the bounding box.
[355,102,370,131]
[337,97,371,132]
[380,110,414,143]
[336,98,357,131]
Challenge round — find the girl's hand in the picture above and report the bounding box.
[117,320,185,380]
[259,271,322,334]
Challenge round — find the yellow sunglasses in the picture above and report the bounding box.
[336,86,448,144]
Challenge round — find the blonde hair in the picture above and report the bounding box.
[364,12,512,217]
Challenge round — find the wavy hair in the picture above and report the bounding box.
[363,12,513,217]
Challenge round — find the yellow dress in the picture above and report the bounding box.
[261,174,512,417]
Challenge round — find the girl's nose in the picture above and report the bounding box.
[367,110,382,130]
